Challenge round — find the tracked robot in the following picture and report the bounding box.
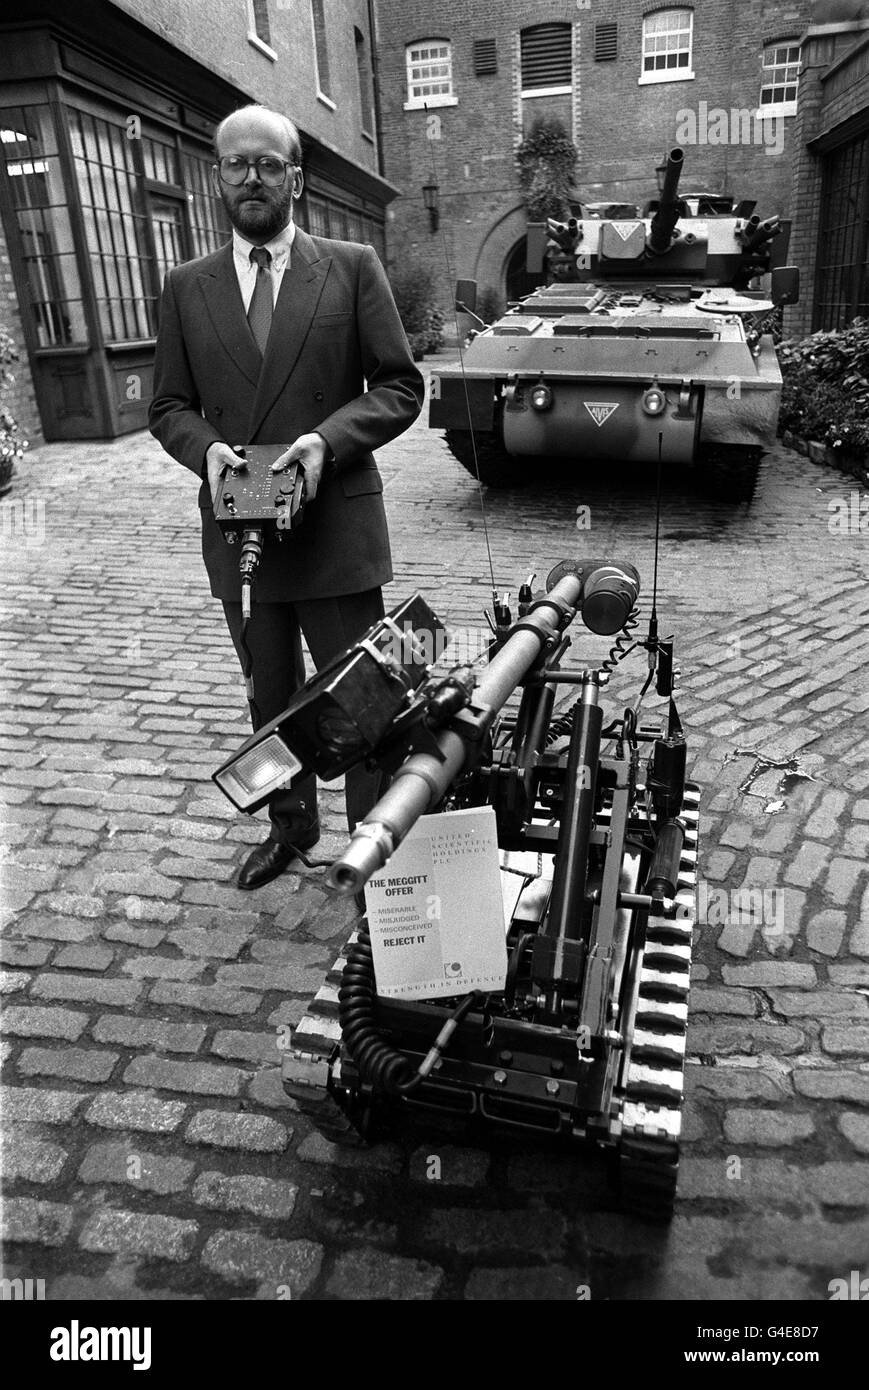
[214,530,699,1219]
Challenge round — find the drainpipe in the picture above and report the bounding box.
[367,0,385,179]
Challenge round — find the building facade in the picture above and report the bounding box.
[376,0,815,318]
[788,11,869,334]
[0,0,394,443]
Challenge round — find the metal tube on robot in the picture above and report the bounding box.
[327,573,584,894]
[541,673,602,944]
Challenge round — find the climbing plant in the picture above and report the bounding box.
[515,116,578,222]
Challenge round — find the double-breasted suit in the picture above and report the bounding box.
[149,227,424,837]
[150,228,424,602]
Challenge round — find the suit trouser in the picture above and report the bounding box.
[222,589,386,841]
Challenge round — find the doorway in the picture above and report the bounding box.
[505,237,547,304]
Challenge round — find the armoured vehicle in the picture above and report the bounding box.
[430,148,799,502]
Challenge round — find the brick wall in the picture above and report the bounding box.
[787,23,869,336]
[0,220,43,450]
[819,29,869,126]
[111,0,379,172]
[377,0,815,314]
[575,0,812,210]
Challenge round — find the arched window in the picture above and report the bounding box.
[520,23,572,96]
[405,40,457,110]
[640,9,694,85]
[760,40,800,116]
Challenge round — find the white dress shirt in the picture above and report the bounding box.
[232,219,296,311]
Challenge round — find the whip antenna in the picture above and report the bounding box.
[651,430,663,634]
[424,103,499,609]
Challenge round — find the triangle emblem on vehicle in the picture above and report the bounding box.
[610,222,641,241]
[584,401,620,427]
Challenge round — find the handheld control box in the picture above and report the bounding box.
[213,444,306,536]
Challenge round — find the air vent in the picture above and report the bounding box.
[594,22,618,62]
[474,38,497,76]
[520,24,572,89]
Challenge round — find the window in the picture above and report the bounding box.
[760,41,800,115]
[251,0,270,46]
[311,0,332,104]
[181,150,230,258]
[814,133,869,331]
[474,38,497,77]
[301,190,385,258]
[640,9,694,84]
[520,24,572,95]
[142,133,177,185]
[68,108,154,340]
[355,26,375,137]
[0,104,88,347]
[405,40,457,110]
[594,22,618,62]
[247,0,276,60]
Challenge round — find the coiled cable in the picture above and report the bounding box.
[545,607,640,747]
[339,929,482,1096]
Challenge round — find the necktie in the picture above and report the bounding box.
[247,246,273,355]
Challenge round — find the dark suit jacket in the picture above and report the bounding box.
[149,228,424,602]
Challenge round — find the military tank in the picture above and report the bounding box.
[430,148,799,502]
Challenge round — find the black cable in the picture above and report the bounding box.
[339,929,484,1096]
[287,846,334,870]
[632,665,656,723]
[504,932,534,1008]
[237,525,265,729]
[238,596,262,728]
[545,607,640,747]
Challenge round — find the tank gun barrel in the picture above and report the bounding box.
[647,147,685,255]
[546,217,581,252]
[741,215,782,254]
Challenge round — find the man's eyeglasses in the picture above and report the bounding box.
[217,156,295,187]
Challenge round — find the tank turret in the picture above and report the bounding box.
[527,149,789,289]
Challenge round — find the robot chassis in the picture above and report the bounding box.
[245,561,702,1220]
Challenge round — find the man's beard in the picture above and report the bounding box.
[224,185,295,241]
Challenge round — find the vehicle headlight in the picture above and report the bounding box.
[530,383,553,411]
[213,733,302,811]
[642,385,667,416]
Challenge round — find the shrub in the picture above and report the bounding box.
[778,317,869,460]
[389,262,445,358]
[0,327,29,494]
[424,304,445,354]
[476,286,504,325]
[516,117,578,222]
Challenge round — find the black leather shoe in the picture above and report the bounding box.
[236,824,320,891]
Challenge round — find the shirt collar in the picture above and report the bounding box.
[232,218,296,273]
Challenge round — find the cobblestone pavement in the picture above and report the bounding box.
[1,353,868,1301]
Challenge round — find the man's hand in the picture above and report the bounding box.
[271,432,329,502]
[205,442,245,507]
